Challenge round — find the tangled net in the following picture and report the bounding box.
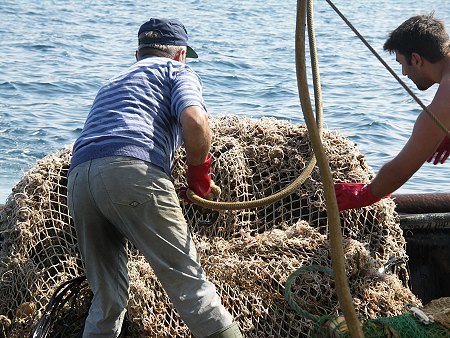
[0,116,427,337]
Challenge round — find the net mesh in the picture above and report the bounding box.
[1,115,445,337]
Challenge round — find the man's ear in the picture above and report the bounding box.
[411,52,423,67]
[174,48,187,63]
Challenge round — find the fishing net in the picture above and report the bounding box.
[1,115,446,337]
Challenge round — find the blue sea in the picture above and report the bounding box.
[1,0,449,203]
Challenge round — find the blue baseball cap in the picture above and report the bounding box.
[138,18,198,58]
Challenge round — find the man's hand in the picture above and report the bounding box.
[334,183,382,211]
[179,154,212,202]
[427,136,450,165]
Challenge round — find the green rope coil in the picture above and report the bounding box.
[284,265,334,322]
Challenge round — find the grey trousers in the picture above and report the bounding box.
[67,156,233,337]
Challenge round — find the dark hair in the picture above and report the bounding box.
[383,14,450,64]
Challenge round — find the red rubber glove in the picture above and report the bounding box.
[179,154,212,202]
[334,183,381,211]
[427,136,450,165]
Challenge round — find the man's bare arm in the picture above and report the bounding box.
[370,82,450,198]
[180,105,211,166]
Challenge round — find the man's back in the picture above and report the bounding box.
[70,57,206,175]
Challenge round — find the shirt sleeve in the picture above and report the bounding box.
[171,67,207,119]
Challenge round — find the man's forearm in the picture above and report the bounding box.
[370,160,415,198]
[180,106,211,165]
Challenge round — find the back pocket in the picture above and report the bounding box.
[98,160,153,207]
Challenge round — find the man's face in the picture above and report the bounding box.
[396,51,434,91]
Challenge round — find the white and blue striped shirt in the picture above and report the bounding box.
[70,57,207,175]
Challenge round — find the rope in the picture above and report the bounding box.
[30,276,90,338]
[186,157,316,210]
[295,1,364,337]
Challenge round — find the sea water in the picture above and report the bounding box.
[1,0,449,203]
